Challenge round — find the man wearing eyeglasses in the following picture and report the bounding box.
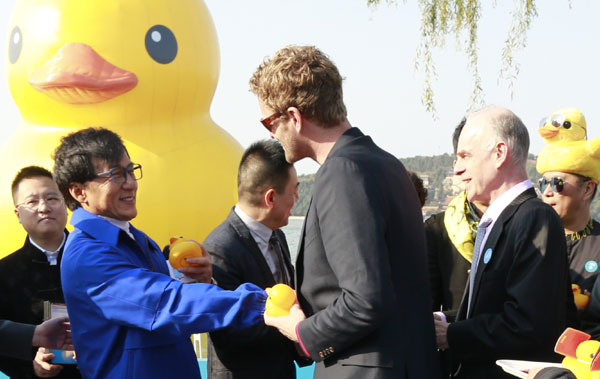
[250,45,441,378]
[0,166,81,378]
[52,127,268,379]
[536,108,600,332]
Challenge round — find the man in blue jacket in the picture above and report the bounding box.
[52,127,267,378]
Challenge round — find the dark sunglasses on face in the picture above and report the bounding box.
[538,177,564,193]
[538,176,591,194]
[260,112,282,132]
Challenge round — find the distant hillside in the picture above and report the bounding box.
[291,174,315,216]
[291,154,600,222]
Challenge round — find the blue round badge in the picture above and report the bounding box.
[585,260,598,273]
[483,248,493,264]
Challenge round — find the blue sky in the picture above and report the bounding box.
[1,0,599,174]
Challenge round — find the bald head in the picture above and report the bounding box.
[465,106,529,168]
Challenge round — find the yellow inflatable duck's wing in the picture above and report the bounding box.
[538,107,587,143]
[587,138,600,160]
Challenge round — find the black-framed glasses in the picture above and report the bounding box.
[260,112,282,132]
[15,194,64,211]
[95,163,142,184]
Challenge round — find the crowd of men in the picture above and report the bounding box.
[0,44,597,379]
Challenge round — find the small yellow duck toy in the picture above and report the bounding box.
[555,328,600,379]
[265,284,297,317]
[1,0,242,256]
[168,236,205,270]
[573,284,591,308]
[536,108,600,182]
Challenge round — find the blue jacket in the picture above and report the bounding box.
[62,208,266,378]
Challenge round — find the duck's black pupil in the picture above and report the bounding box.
[145,25,177,64]
[563,121,571,129]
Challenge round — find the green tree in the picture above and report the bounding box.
[366,0,557,115]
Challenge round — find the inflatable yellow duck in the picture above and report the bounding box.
[555,328,600,379]
[1,0,242,257]
[536,108,600,182]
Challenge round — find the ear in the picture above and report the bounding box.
[494,141,509,169]
[264,188,276,210]
[69,183,86,206]
[14,207,21,223]
[286,106,303,133]
[582,181,597,202]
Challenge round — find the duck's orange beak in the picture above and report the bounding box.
[29,43,138,105]
[538,127,559,139]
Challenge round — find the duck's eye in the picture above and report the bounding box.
[563,121,571,129]
[9,26,22,64]
[145,25,177,64]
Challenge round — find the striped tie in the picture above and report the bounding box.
[269,233,289,284]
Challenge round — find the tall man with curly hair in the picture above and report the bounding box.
[250,45,441,378]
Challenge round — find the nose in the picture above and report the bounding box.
[542,182,554,197]
[122,172,138,189]
[37,199,52,213]
[453,160,465,176]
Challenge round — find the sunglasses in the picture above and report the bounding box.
[538,177,565,193]
[260,112,282,132]
[538,176,591,194]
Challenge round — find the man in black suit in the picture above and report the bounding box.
[250,45,441,378]
[0,166,80,378]
[434,106,571,378]
[204,139,303,378]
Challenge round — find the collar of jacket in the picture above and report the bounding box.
[325,127,368,160]
[481,187,537,250]
[70,208,143,247]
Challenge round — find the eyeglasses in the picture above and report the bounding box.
[260,112,282,132]
[538,177,565,193]
[538,176,591,194]
[539,113,572,129]
[16,195,64,211]
[95,163,143,184]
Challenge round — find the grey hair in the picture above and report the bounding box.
[473,106,530,167]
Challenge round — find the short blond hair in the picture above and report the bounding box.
[249,45,347,128]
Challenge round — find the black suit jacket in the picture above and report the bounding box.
[203,208,301,379]
[0,233,80,378]
[447,188,570,378]
[0,320,35,360]
[295,127,441,378]
[425,211,471,313]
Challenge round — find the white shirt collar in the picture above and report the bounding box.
[234,204,272,245]
[29,232,66,266]
[481,179,533,224]
[473,179,533,264]
[99,215,135,240]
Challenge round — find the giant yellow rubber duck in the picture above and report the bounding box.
[536,108,600,182]
[1,0,242,257]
